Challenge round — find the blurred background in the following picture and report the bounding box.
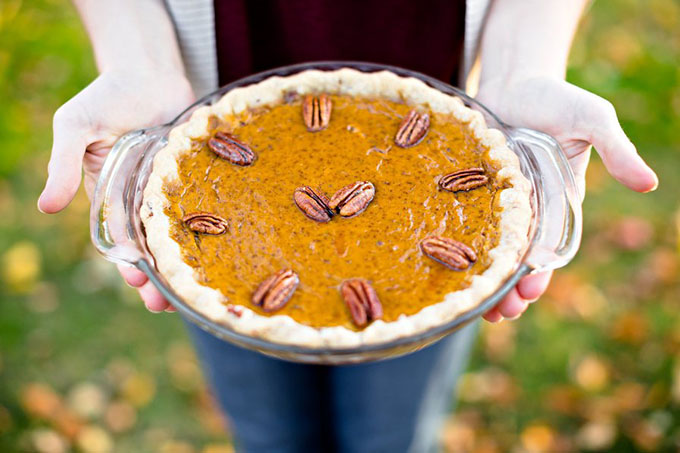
[1,0,679,452]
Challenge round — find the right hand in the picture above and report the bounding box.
[39,71,195,312]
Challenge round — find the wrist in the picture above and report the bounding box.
[476,73,565,107]
[478,71,563,94]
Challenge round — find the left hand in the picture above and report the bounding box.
[475,76,658,322]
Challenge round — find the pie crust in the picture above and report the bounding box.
[141,68,532,348]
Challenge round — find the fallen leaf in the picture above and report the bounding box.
[121,373,156,408]
[440,417,476,452]
[76,425,113,453]
[543,385,583,415]
[20,383,62,419]
[648,248,678,285]
[650,0,680,31]
[458,368,518,405]
[52,406,84,440]
[520,423,555,453]
[481,321,516,363]
[26,281,59,313]
[623,417,663,452]
[196,389,228,436]
[595,26,642,68]
[580,396,618,421]
[613,382,647,412]
[610,310,649,345]
[67,382,107,419]
[104,400,137,433]
[1,241,41,293]
[576,419,616,451]
[166,342,202,393]
[573,355,610,392]
[607,216,653,251]
[31,428,69,453]
[105,357,135,385]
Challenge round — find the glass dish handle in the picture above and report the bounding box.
[90,127,162,266]
[508,127,583,273]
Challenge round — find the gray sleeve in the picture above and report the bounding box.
[164,0,219,97]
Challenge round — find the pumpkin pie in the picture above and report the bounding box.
[141,69,532,348]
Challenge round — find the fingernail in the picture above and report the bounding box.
[37,195,46,214]
[649,173,659,192]
[147,307,164,314]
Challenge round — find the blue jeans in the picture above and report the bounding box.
[186,321,478,453]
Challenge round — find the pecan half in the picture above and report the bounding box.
[182,212,228,235]
[252,269,300,312]
[420,236,477,270]
[302,94,332,132]
[394,109,430,148]
[439,168,489,192]
[208,131,256,166]
[329,181,375,218]
[341,279,383,327]
[293,186,334,223]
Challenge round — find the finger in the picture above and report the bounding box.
[586,99,658,193]
[138,281,170,313]
[483,306,503,323]
[117,264,149,288]
[38,105,89,213]
[497,288,528,319]
[164,305,177,313]
[516,271,553,302]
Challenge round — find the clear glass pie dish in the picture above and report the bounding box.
[90,61,582,364]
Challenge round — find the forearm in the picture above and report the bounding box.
[479,0,589,86]
[73,0,184,74]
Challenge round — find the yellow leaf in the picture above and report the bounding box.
[122,373,156,408]
[520,423,555,453]
[76,425,113,453]
[2,241,41,293]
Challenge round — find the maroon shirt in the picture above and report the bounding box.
[214,0,466,86]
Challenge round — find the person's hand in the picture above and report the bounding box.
[39,71,195,312]
[475,76,658,322]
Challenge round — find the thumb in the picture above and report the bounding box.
[38,106,88,213]
[583,97,658,193]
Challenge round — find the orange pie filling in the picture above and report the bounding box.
[162,94,504,330]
